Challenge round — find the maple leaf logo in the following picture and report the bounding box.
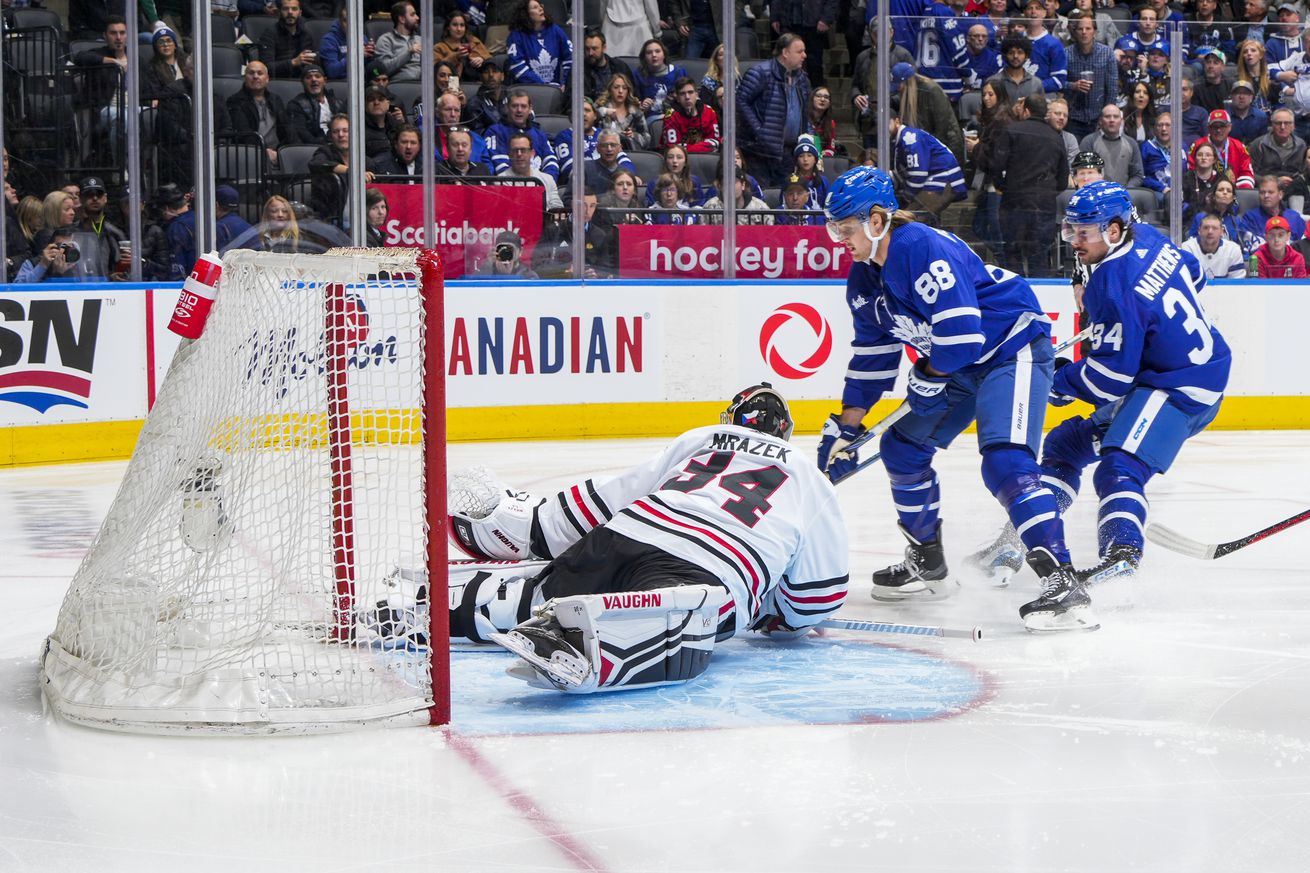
[888,312,932,353]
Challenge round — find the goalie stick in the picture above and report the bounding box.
[1146,508,1310,560]
[818,617,983,642]
[831,325,1095,486]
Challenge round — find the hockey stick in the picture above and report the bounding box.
[818,617,983,642]
[830,326,1095,486]
[1146,507,1310,560]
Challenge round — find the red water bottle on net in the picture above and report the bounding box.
[168,252,224,339]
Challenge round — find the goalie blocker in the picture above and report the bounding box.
[446,383,850,693]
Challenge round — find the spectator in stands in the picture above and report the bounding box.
[1142,45,1172,114]
[1114,41,1149,100]
[961,22,1001,95]
[889,63,965,167]
[584,129,636,194]
[1181,141,1231,218]
[227,60,294,169]
[455,0,489,38]
[506,0,572,90]
[1176,78,1211,147]
[474,230,540,278]
[471,61,508,133]
[215,185,252,251]
[1265,3,1303,67]
[144,26,186,101]
[485,89,559,178]
[647,173,699,225]
[73,16,130,163]
[75,177,128,280]
[368,123,423,177]
[702,166,774,225]
[1251,109,1308,190]
[1229,80,1270,143]
[597,73,652,150]
[320,4,376,81]
[1187,177,1242,241]
[1189,110,1257,189]
[992,92,1068,278]
[775,177,825,226]
[1192,48,1231,113]
[1020,0,1068,96]
[600,0,660,57]
[1186,0,1236,71]
[788,138,829,210]
[437,126,492,177]
[887,112,967,225]
[699,43,738,117]
[671,1,739,61]
[1080,103,1145,188]
[1182,212,1247,279]
[1123,81,1156,144]
[806,86,842,157]
[644,143,707,205]
[34,191,79,256]
[1140,112,1174,207]
[737,33,811,186]
[158,185,195,279]
[15,196,44,259]
[988,35,1045,107]
[1253,215,1308,277]
[579,28,634,102]
[634,38,687,126]
[434,91,492,166]
[363,87,405,158]
[967,80,1014,262]
[1270,30,1310,139]
[1116,7,1166,58]
[1236,174,1307,253]
[365,189,389,247]
[1064,11,1120,142]
[14,226,92,283]
[434,11,491,79]
[374,1,425,82]
[258,194,302,252]
[286,65,346,145]
[770,0,837,88]
[591,169,644,268]
[555,99,603,184]
[1047,98,1079,163]
[310,115,374,225]
[259,0,317,79]
[1289,146,1310,216]
[849,23,914,146]
[1069,0,1120,47]
[499,131,564,210]
[661,76,721,153]
[59,184,84,225]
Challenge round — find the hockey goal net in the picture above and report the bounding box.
[40,247,449,734]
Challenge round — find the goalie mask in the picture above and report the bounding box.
[721,382,794,441]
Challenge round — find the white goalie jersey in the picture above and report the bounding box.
[534,424,850,634]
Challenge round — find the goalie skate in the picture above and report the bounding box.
[1019,548,1100,633]
[964,525,1024,587]
[491,615,592,691]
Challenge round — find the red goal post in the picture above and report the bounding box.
[40,247,449,734]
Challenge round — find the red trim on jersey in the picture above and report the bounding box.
[631,498,762,595]
[781,588,845,605]
[570,484,600,528]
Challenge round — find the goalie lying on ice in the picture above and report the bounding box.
[442,383,850,693]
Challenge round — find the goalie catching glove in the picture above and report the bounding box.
[449,487,548,561]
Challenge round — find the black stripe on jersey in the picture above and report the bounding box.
[584,479,613,520]
[787,603,844,617]
[618,507,755,595]
[786,574,849,591]
[556,490,588,539]
[646,494,772,588]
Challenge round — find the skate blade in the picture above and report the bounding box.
[870,577,959,603]
[488,631,590,689]
[505,660,559,690]
[970,563,1020,588]
[1023,605,1101,633]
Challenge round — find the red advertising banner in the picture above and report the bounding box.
[616,225,854,280]
[372,183,545,278]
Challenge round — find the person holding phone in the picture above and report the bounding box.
[258,0,317,79]
[434,11,490,79]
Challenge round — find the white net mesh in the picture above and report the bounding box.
[40,248,442,734]
[448,466,504,520]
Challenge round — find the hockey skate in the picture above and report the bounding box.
[491,613,592,691]
[871,523,958,602]
[1076,544,1142,586]
[1019,548,1100,632]
[964,524,1025,587]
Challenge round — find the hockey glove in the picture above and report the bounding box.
[906,358,949,418]
[1049,357,1076,407]
[817,414,865,484]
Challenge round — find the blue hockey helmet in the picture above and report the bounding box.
[825,167,899,244]
[1062,180,1134,243]
[721,382,794,441]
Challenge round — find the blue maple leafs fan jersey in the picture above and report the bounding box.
[1053,223,1231,416]
[842,223,1050,409]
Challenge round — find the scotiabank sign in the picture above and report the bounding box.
[618,225,853,279]
[374,183,545,279]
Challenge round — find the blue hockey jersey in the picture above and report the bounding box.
[915,3,971,101]
[842,223,1050,409]
[506,24,572,87]
[868,0,928,55]
[1027,32,1068,94]
[1235,207,1307,255]
[1053,224,1230,416]
[484,123,560,178]
[1140,137,1171,194]
[554,127,635,183]
[893,125,966,199]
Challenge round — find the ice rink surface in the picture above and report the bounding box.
[3,429,1309,872]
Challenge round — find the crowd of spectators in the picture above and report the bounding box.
[5,0,1310,281]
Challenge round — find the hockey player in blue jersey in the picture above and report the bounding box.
[889,114,967,225]
[971,181,1231,588]
[817,166,1095,632]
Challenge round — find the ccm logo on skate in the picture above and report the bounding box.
[0,297,101,413]
[759,303,832,380]
[603,592,662,609]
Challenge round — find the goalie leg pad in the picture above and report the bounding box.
[448,490,546,561]
[492,584,730,693]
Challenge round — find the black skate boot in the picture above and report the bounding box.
[964,524,1025,587]
[491,612,592,690]
[871,523,957,602]
[1019,547,1099,632]
[1076,544,1142,586]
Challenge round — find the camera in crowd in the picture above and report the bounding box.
[495,243,516,262]
[56,241,81,264]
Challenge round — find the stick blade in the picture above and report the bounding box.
[1145,522,1218,560]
